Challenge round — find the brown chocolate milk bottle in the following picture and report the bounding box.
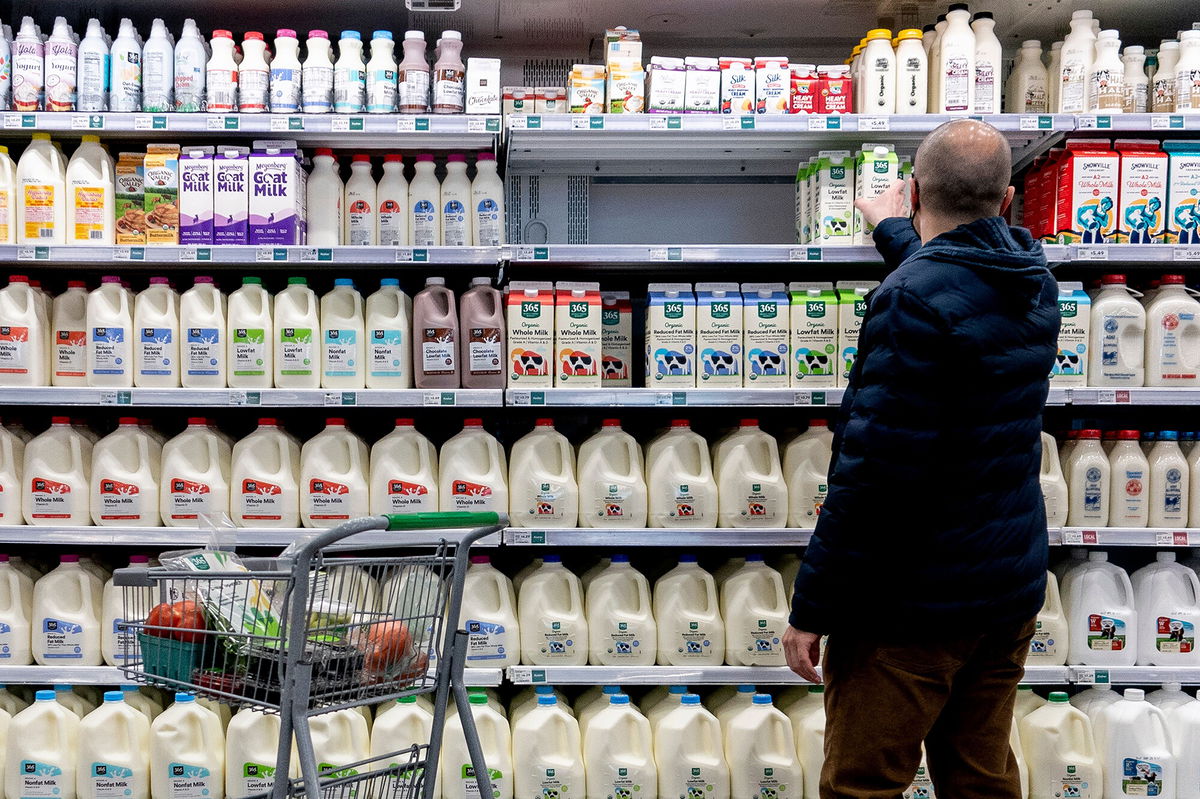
[459,277,505,389]
[412,276,460,388]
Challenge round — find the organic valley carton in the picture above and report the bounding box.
[554,281,602,387]
[646,283,696,387]
[741,282,790,386]
[114,152,146,245]
[695,282,744,387]
[248,139,306,245]
[1115,139,1168,244]
[1164,140,1200,244]
[607,60,646,114]
[506,281,554,387]
[836,280,879,387]
[815,150,854,245]
[600,291,633,387]
[179,146,214,245]
[143,143,180,245]
[789,282,838,387]
[1056,138,1119,244]
[853,143,899,245]
[1051,281,1090,386]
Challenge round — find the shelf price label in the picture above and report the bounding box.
[331,116,365,132]
[113,246,145,261]
[794,391,829,406]
[99,390,133,406]
[17,246,48,260]
[1096,389,1131,404]
[1076,116,1112,129]
[1019,115,1054,131]
[648,116,683,130]
[807,115,842,130]
[179,246,212,261]
[257,247,289,262]
[324,391,357,406]
[228,391,262,406]
[71,114,104,130]
[648,247,683,261]
[1071,668,1110,685]
[723,116,755,130]
[4,114,36,128]
[1156,531,1192,546]
[505,531,547,546]
[207,116,240,130]
[1061,529,1099,545]
[789,247,823,262]
[655,392,686,406]
[423,391,457,406]
[396,117,431,132]
[1174,247,1200,261]
[1076,246,1108,261]
[859,116,889,131]
[1151,115,1186,130]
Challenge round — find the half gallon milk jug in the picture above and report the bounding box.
[23,416,91,525]
[586,555,656,666]
[160,418,232,527]
[797,691,827,797]
[31,554,102,665]
[1169,694,1200,799]
[6,690,79,799]
[1064,551,1138,666]
[87,276,133,388]
[1020,692,1100,799]
[321,278,366,388]
[52,280,88,387]
[273,277,320,389]
[1041,431,1069,527]
[0,148,15,245]
[225,708,298,799]
[713,420,788,528]
[583,694,655,799]
[366,278,412,388]
[577,420,648,528]
[0,275,48,386]
[655,693,729,799]
[90,417,162,526]
[133,277,180,388]
[459,277,505,389]
[442,693,513,799]
[150,694,225,799]
[508,419,578,529]
[1029,572,1069,665]
[1147,275,1200,386]
[102,554,151,666]
[370,419,438,514]
[309,708,369,783]
[226,277,272,389]
[720,554,789,666]
[78,690,151,799]
[1066,429,1110,526]
[1148,432,1190,527]
[413,277,459,389]
[1095,689,1175,799]
[1089,274,1146,385]
[369,697,436,796]
[16,134,67,244]
[1109,430,1149,527]
[519,556,587,665]
[459,555,519,667]
[306,149,342,246]
[512,695,584,799]
[66,135,115,245]
[0,555,32,665]
[300,418,368,528]
[439,419,508,513]
[230,418,300,528]
[654,555,725,666]
[784,419,833,529]
[179,276,227,388]
[1132,552,1200,666]
[724,694,801,799]
[646,419,718,528]
[0,426,22,525]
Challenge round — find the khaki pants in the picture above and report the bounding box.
[820,617,1037,799]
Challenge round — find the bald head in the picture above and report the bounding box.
[914,120,1012,224]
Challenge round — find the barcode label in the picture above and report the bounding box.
[90,230,105,240]
[39,229,53,238]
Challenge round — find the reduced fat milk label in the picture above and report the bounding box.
[742,283,790,386]
[184,328,220,376]
[0,621,14,658]
[278,328,314,376]
[647,283,697,387]
[307,478,353,520]
[323,329,358,377]
[98,478,144,521]
[240,478,286,521]
[55,329,87,379]
[668,616,719,661]
[110,615,139,661]
[169,478,213,520]
[138,328,175,376]
[464,618,509,661]
[421,327,457,375]
[232,328,267,377]
[19,760,67,796]
[40,617,84,658]
[696,283,743,387]
[167,762,212,799]
[598,619,649,660]
[91,327,128,375]
[0,326,30,374]
[89,762,139,799]
[369,329,405,378]
[532,617,580,660]
[903,766,936,799]
[29,477,74,519]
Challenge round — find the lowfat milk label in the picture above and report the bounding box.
[1164,141,1200,245]
[836,281,879,387]
[233,328,267,378]
[816,150,854,244]
[456,765,504,798]
[554,281,602,387]
[1051,282,1090,386]
[790,282,837,387]
[234,762,278,796]
[853,144,899,244]
[601,291,633,387]
[696,283,743,387]
[278,328,314,376]
[1116,143,1168,244]
[646,283,697,387]
[506,282,554,387]
[742,283,790,386]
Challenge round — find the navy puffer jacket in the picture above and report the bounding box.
[789,216,1060,634]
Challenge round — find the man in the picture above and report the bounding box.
[782,119,1060,799]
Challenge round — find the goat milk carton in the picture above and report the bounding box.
[720,57,754,114]
[249,140,306,244]
[816,150,855,245]
[646,283,696,387]
[836,280,879,387]
[741,282,790,386]
[1051,281,1091,385]
[179,146,215,245]
[1164,140,1200,244]
[214,146,249,244]
[601,291,633,387]
[1056,138,1119,244]
[115,152,146,245]
[507,281,554,387]
[1115,139,1168,244]
[143,143,180,245]
[554,281,602,387]
[789,282,838,387]
[694,283,743,387]
[853,144,899,245]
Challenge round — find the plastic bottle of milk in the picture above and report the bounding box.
[1146,276,1200,385]
[784,420,833,529]
[459,277,504,389]
[132,277,178,388]
[173,19,206,112]
[17,133,67,244]
[460,555,519,667]
[1019,692,1100,799]
[439,419,508,513]
[0,147,16,245]
[44,18,78,113]
[0,275,48,386]
[654,555,724,666]
[370,699,438,797]
[432,31,466,114]
[1109,430,1150,527]
[309,708,369,783]
[646,420,718,528]
[519,556,587,665]
[577,420,648,528]
[512,695,583,799]
[66,136,114,245]
[1040,432,1069,527]
[409,154,441,246]
[334,30,367,113]
[413,277,459,388]
[0,425,23,524]
[0,554,32,665]
[10,17,43,112]
[108,19,142,113]
[969,13,1001,115]
[583,694,655,799]
[150,694,224,799]
[321,278,366,388]
[160,417,231,526]
[205,30,238,113]
[1132,552,1200,666]
[87,275,133,387]
[90,417,161,527]
[508,419,578,529]
[471,153,505,247]
[398,31,430,114]
[442,693,512,799]
[439,154,472,247]
[1176,30,1200,114]
[225,277,272,388]
[140,19,174,113]
[225,708,297,799]
[586,555,656,665]
[377,155,408,247]
[1058,10,1096,113]
[1089,274,1145,386]
[655,694,729,799]
[1155,41,1181,114]
[1094,689,1175,799]
[78,689,151,799]
[235,32,268,113]
[76,20,109,113]
[1148,432,1189,527]
[936,3,975,113]
[55,683,93,717]
[1063,551,1138,666]
[370,419,438,515]
[301,30,334,113]
[859,29,896,115]
[1170,694,1200,799]
[306,149,343,247]
[365,278,412,388]
[179,276,227,389]
[1007,40,1049,113]
[344,154,378,246]
[366,31,398,113]
[1028,572,1070,666]
[23,417,91,526]
[266,29,302,114]
[894,29,928,114]
[101,554,151,666]
[6,690,79,799]
[230,419,299,528]
[1090,30,1125,113]
[31,554,102,665]
[1123,46,1149,113]
[724,694,801,799]
[274,277,320,389]
[1147,682,1192,713]
[300,418,368,528]
[720,554,789,666]
[713,419,788,528]
[1066,429,1110,526]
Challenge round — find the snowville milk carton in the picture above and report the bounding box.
[1164,140,1200,245]
[249,140,306,245]
[554,281,602,387]
[646,283,696,387]
[790,282,838,387]
[836,280,879,387]
[179,146,214,245]
[1115,139,1168,244]
[816,150,855,245]
[720,57,753,114]
[741,283,790,386]
[1051,281,1090,385]
[1056,138,1119,244]
[853,143,899,245]
[507,281,554,387]
[214,146,249,245]
[601,290,633,387]
[695,282,743,387]
[143,144,180,245]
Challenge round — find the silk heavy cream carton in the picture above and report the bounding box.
[554,281,602,387]
[836,280,879,387]
[695,282,744,387]
[741,283,790,386]
[1051,281,1090,386]
[507,281,554,387]
[1115,139,1168,244]
[646,283,696,387]
[815,150,855,245]
[601,291,633,387]
[720,57,754,114]
[789,282,838,387]
[1164,140,1200,244]
[249,140,306,245]
[853,143,899,245]
[1055,138,1119,244]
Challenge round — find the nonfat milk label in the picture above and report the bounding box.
[506,282,554,387]
[19,760,67,797]
[555,282,602,387]
[742,283,790,386]
[167,762,213,799]
[790,282,838,387]
[1051,282,1090,386]
[696,283,744,387]
[647,283,697,387]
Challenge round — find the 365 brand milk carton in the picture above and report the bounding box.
[853,143,899,245]
[815,150,855,245]
[179,146,214,245]
[754,57,789,113]
[836,280,879,386]
[554,281,602,387]
[214,146,249,245]
[695,282,743,387]
[1056,138,1119,244]
[720,57,754,114]
[1164,140,1200,244]
[1115,139,1168,244]
[249,140,306,245]
[143,144,180,245]
[741,283,790,386]
[601,290,633,387]
[507,281,554,387]
[789,282,838,387]
[1051,281,1091,385]
[115,152,146,245]
[646,283,696,387]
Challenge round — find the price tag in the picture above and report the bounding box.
[1061,529,1084,545]
[655,392,674,406]
[504,531,546,546]
[1072,668,1097,685]
[325,391,357,406]
[649,248,669,261]
[206,116,227,130]
[16,246,35,260]
[395,248,415,263]
[99,391,118,405]
[178,246,212,261]
[1076,246,1109,261]
[859,116,889,131]
[1156,531,1177,546]
[396,117,417,132]
[466,117,488,133]
[508,390,531,406]
[332,116,351,132]
[3,114,24,128]
[507,116,528,130]
[270,116,290,131]
[133,116,153,131]
[71,115,92,129]
[1174,247,1200,261]
[789,247,823,262]
[571,116,589,129]
[256,247,288,262]
[1151,115,1186,130]
[515,246,535,260]
[422,391,451,406]
[722,116,742,130]
[648,116,668,130]
[228,391,262,406]
[298,248,319,262]
[112,246,132,260]
[507,666,532,681]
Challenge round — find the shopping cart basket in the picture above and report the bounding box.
[113,511,507,799]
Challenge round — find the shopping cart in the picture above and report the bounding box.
[113,511,508,799]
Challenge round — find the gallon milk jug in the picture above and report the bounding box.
[512,695,584,799]
[0,555,32,665]
[66,135,115,245]
[720,555,789,666]
[783,683,824,725]
[1029,572,1069,665]
[226,276,272,389]
[441,693,512,799]
[508,419,578,529]
[646,420,718,528]
[87,276,133,388]
[1132,551,1200,666]
[102,554,151,666]
[5,690,79,799]
[320,278,366,388]
[0,423,24,525]
[380,558,444,658]
[1147,682,1192,713]
[459,277,504,389]
[1169,694,1200,799]
[583,694,655,799]
[577,420,648,528]
[439,419,508,513]
[459,555,519,668]
[90,417,162,527]
[57,685,95,717]
[300,418,369,528]
[1148,431,1190,528]
[1146,274,1200,386]
[413,277,459,389]
[644,685,687,729]
[0,275,48,386]
[654,554,725,666]
[78,690,151,799]
[225,708,298,799]
[713,420,788,528]
[784,419,833,529]
[1071,685,1120,721]
[714,685,758,728]
[724,694,801,799]
[133,277,180,388]
[1095,689,1175,799]
[370,419,438,515]
[179,276,227,389]
[1109,429,1150,527]
[586,555,656,666]
[576,686,621,729]
[1089,274,1146,386]
[160,418,231,527]
[273,277,320,389]
[1015,685,1048,721]
[365,278,412,389]
[369,697,437,797]
[1066,429,1110,526]
[309,708,369,782]
[23,416,92,525]
[150,694,225,799]
[230,418,300,528]
[31,554,102,666]
[1064,551,1138,666]
[796,690,827,797]
[1041,431,1069,527]
[519,556,587,665]
[1019,692,1100,799]
[51,280,88,387]
[655,693,730,799]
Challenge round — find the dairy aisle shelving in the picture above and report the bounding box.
[504,665,1074,686]
[0,245,504,267]
[0,387,503,407]
[0,665,505,686]
[0,525,504,547]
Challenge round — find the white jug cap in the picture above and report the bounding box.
[1157,552,1177,563]
[1123,688,1145,701]
[1088,552,1108,562]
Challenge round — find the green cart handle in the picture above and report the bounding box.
[384,511,502,531]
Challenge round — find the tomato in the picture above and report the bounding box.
[145,600,206,643]
[361,621,413,673]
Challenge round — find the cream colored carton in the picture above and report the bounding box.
[569,65,606,114]
[607,60,645,113]
[1115,139,1168,244]
[853,143,899,245]
[741,283,790,387]
[789,281,838,387]
[601,291,633,387]
[554,281,602,387]
[754,57,789,114]
[647,57,686,113]
[143,143,180,245]
[646,283,696,387]
[507,281,554,387]
[816,150,855,245]
[836,280,879,387]
[720,57,754,114]
[695,282,743,387]
[1165,140,1200,244]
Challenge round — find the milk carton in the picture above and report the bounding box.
[1056,138,1119,244]
[720,57,754,114]
[568,65,606,114]
[1164,140,1200,244]
[853,143,899,245]
[1115,139,1169,244]
[606,60,645,114]
[179,146,214,245]
[555,282,602,387]
[600,291,633,387]
[646,57,686,113]
[114,152,145,245]
[214,146,249,245]
[789,282,838,387]
[503,86,533,115]
[815,150,855,245]
[646,283,696,387]
[790,64,819,113]
[695,282,743,387]
[535,87,566,114]
[741,283,790,387]
[465,57,502,114]
[836,280,879,387]
[143,144,180,245]
[754,57,789,113]
[507,281,554,387]
[249,140,306,245]
[684,57,720,113]
[1052,281,1091,386]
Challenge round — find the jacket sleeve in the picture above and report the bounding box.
[871,217,922,270]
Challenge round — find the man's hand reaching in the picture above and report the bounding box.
[783,625,823,684]
[853,178,908,231]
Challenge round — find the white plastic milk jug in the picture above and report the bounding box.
[1066,429,1110,526]
[1041,431,1069,527]
[1095,689,1176,799]
[1089,274,1146,386]
[365,278,412,389]
[1147,682,1192,713]
[1168,694,1200,799]
[32,554,102,666]
[273,277,320,389]
[654,554,725,666]
[226,276,272,389]
[160,418,232,527]
[370,418,438,515]
[583,694,656,799]
[1029,571,1069,666]
[508,419,578,529]
[512,695,584,799]
[150,694,225,799]
[1132,552,1200,666]
[795,688,826,798]
[309,708,369,782]
[0,555,32,665]
[519,556,587,666]
[230,418,300,528]
[577,419,648,528]
[133,277,180,388]
[724,694,801,799]
[90,417,162,527]
[439,419,508,513]
[459,555,519,668]
[369,697,437,797]
[784,419,833,529]
[51,280,88,387]
[5,689,80,799]
[300,418,369,528]
[321,278,366,389]
[0,426,22,524]
[509,686,569,726]
[178,276,227,389]
[23,416,92,525]
[1146,274,1200,386]
[78,689,151,799]
[720,554,789,666]
[225,708,298,799]
[586,555,656,666]
[87,276,133,387]
[713,419,788,528]
[646,419,718,528]
[1019,691,1100,799]
[441,693,513,799]
[102,554,150,667]
[0,274,48,386]
[644,685,687,729]
[655,693,730,799]
[1064,551,1138,666]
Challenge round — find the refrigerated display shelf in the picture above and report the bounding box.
[506,243,1075,264]
[504,528,811,546]
[0,244,503,266]
[506,388,849,407]
[506,665,1071,686]
[1067,387,1200,406]
[0,387,503,408]
[1059,527,1200,547]
[0,525,503,547]
[1068,666,1200,685]
[0,665,505,687]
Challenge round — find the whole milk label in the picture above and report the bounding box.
[240,478,285,520]
[0,326,29,374]
[98,478,143,520]
[521,481,565,521]
[590,482,637,521]
[450,479,493,511]
[29,477,74,519]
[307,478,353,520]
[169,478,212,520]
[55,329,86,378]
[386,479,431,511]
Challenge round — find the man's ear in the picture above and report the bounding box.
[999,185,1016,217]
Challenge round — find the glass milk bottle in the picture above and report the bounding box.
[971,12,1002,114]
[1090,29,1126,113]
[1007,40,1048,113]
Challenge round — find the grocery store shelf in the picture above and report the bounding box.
[507,243,1074,265]
[0,387,502,408]
[1066,244,1200,264]
[1069,666,1200,685]
[504,528,810,546]
[1059,527,1199,547]
[1068,387,1200,406]
[506,388,846,407]
[0,666,129,684]
[506,665,1070,686]
[0,244,503,267]
[0,525,503,548]
[1075,113,1200,132]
